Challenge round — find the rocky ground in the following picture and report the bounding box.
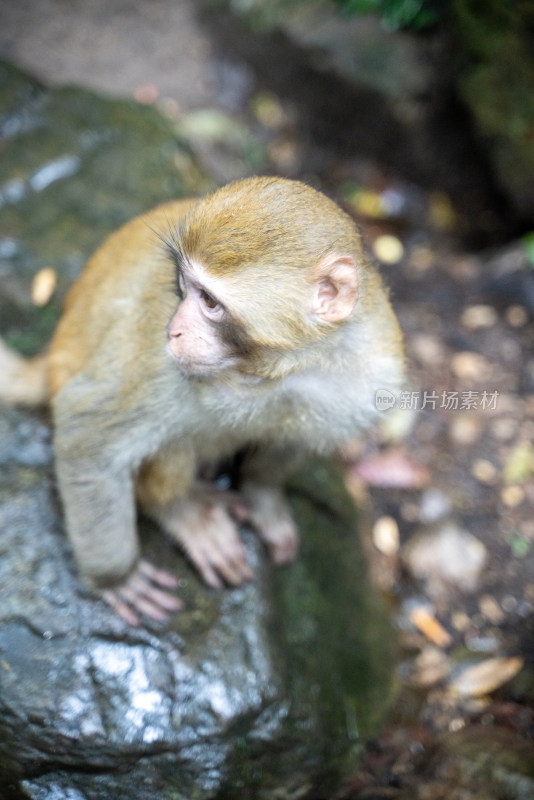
[1,1,534,797]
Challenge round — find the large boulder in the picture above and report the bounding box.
[0,404,395,799]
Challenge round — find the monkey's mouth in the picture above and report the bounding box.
[166,346,237,377]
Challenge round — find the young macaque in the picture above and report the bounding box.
[10,177,405,625]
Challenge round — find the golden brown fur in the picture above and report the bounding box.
[1,177,404,624]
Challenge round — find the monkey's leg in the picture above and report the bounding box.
[137,445,253,589]
[240,445,300,565]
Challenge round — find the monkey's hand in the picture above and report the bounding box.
[100,559,183,627]
[241,483,299,565]
[159,490,254,590]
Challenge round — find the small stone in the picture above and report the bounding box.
[471,459,498,485]
[372,515,400,556]
[505,305,528,327]
[478,595,505,624]
[451,611,471,632]
[461,305,498,330]
[411,333,446,366]
[403,522,487,597]
[411,646,451,687]
[502,595,518,612]
[419,488,452,523]
[501,485,525,508]
[451,352,492,382]
[491,416,518,441]
[409,245,434,272]
[449,415,483,445]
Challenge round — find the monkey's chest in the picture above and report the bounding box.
[195,381,329,452]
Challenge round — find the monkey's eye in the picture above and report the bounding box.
[200,289,221,313]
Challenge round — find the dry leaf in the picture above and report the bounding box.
[461,305,498,330]
[31,267,57,306]
[503,441,534,484]
[372,516,399,556]
[451,351,492,382]
[373,235,404,264]
[352,449,429,489]
[449,657,524,698]
[410,606,452,647]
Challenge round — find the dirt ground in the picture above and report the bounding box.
[2,1,534,797]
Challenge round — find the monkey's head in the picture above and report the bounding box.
[164,177,363,381]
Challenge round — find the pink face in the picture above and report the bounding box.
[166,267,236,376]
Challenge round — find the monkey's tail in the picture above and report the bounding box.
[0,340,49,406]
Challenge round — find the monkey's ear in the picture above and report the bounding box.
[311,255,359,324]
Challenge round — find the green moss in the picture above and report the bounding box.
[0,62,210,354]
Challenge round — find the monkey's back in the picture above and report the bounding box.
[47,198,198,397]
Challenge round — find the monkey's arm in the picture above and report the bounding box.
[52,375,181,625]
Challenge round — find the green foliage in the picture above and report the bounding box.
[522,232,534,269]
[334,0,442,30]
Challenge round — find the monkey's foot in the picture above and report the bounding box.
[100,559,183,627]
[162,492,254,590]
[241,483,299,565]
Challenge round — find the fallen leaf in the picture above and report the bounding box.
[503,441,534,484]
[352,449,430,489]
[410,606,452,647]
[373,234,404,264]
[501,485,525,508]
[372,516,399,556]
[460,305,498,329]
[449,657,524,698]
[451,351,492,382]
[471,458,498,485]
[403,522,487,597]
[31,267,57,306]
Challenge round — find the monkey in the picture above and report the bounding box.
[1,177,404,626]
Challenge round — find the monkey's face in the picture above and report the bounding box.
[163,177,362,381]
[165,251,360,382]
[166,263,238,377]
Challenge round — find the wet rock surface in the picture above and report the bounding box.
[0,406,394,800]
[0,65,395,799]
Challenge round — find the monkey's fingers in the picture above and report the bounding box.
[100,589,142,627]
[118,585,177,622]
[186,540,253,589]
[138,558,181,588]
[269,535,299,565]
[117,583,171,624]
[183,511,254,588]
[100,560,183,626]
[129,569,184,613]
[256,519,299,565]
